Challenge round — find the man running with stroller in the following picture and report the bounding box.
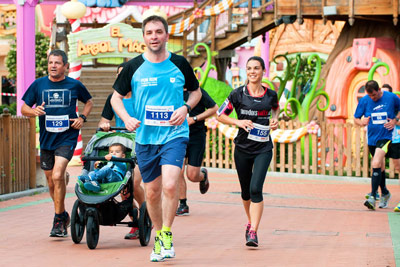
[111,15,201,262]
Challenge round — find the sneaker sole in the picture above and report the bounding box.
[162,253,175,258]
[175,212,189,216]
[125,235,139,240]
[364,200,375,210]
[161,248,175,258]
[49,233,67,238]
[150,256,165,262]
[246,241,258,247]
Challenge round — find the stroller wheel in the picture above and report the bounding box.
[138,201,152,246]
[71,200,85,244]
[86,211,100,249]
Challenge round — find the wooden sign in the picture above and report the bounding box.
[67,23,145,62]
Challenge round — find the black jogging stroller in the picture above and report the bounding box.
[70,128,152,249]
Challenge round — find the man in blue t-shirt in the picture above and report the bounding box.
[21,50,93,237]
[111,15,201,262]
[354,80,400,210]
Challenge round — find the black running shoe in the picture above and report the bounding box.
[246,230,258,247]
[245,223,251,239]
[199,168,209,194]
[50,217,66,237]
[176,203,189,216]
[63,212,70,236]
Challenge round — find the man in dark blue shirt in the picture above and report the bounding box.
[354,80,400,210]
[21,50,93,237]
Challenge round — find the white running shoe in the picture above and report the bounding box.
[150,236,165,262]
[379,192,391,209]
[364,195,376,210]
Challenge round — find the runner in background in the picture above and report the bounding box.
[354,80,400,210]
[176,88,218,216]
[21,49,93,237]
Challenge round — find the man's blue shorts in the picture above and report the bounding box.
[135,137,189,183]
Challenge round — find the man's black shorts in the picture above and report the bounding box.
[386,143,400,159]
[40,145,75,170]
[186,132,206,167]
[368,139,391,157]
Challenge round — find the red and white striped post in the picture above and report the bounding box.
[61,0,86,166]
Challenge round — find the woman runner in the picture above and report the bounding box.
[217,56,279,247]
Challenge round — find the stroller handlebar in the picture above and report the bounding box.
[81,156,136,166]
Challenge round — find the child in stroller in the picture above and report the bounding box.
[71,130,151,249]
[79,143,127,192]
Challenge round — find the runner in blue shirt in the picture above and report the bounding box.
[21,49,93,237]
[374,84,400,211]
[111,15,201,262]
[354,80,400,210]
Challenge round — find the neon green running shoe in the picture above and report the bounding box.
[161,231,175,258]
[365,192,380,200]
[150,235,164,262]
[394,203,400,212]
[364,195,376,210]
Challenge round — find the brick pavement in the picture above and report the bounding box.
[1,166,399,267]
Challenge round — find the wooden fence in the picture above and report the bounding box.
[0,109,36,194]
[203,120,400,179]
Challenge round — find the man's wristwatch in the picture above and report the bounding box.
[79,114,87,122]
[184,103,191,113]
[193,116,198,122]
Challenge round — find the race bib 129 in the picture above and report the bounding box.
[45,115,69,133]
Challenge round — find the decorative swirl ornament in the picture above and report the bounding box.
[261,78,276,91]
[367,61,389,81]
[193,43,217,88]
[272,53,291,101]
[284,53,329,122]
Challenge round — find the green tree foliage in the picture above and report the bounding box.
[5,32,50,79]
[0,103,16,115]
[284,54,325,88]
[203,77,237,119]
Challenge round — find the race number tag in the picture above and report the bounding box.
[45,115,69,133]
[144,105,174,126]
[371,112,388,124]
[247,123,270,142]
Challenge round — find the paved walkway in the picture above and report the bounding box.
[1,167,400,267]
